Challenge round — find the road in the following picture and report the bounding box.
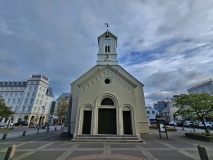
[166,125,213,133]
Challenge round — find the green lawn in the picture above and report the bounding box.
[0,128,13,133]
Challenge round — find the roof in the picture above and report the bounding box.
[56,93,70,100]
[78,64,137,88]
[161,106,170,113]
[97,30,118,46]
[46,87,54,98]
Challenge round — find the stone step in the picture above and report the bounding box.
[71,139,143,143]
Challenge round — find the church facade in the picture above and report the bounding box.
[70,30,149,140]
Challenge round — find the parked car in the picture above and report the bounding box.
[183,121,194,127]
[0,122,8,127]
[150,120,156,124]
[177,120,184,127]
[192,121,200,128]
[14,121,28,126]
[168,120,177,126]
[199,122,212,129]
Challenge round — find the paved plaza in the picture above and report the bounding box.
[0,127,213,160]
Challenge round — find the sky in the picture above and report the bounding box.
[0,0,213,106]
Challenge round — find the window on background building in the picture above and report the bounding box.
[34,107,37,112]
[12,99,15,104]
[30,99,33,104]
[38,93,40,97]
[36,99,38,104]
[29,86,31,90]
[10,93,13,96]
[147,111,150,114]
[7,99,10,103]
[27,106,31,111]
[17,99,20,103]
[46,97,48,100]
[20,93,22,96]
[34,86,37,90]
[15,93,17,96]
[43,89,45,92]
[208,85,213,93]
[40,100,42,105]
[45,102,47,106]
[32,92,35,96]
[39,87,42,91]
[22,106,25,111]
[27,92,30,96]
[0,93,2,96]
[14,106,18,111]
[152,111,155,114]
[5,93,8,96]
[41,95,44,98]
[24,99,27,103]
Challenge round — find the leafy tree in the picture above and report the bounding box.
[55,97,69,123]
[0,95,15,119]
[174,93,213,134]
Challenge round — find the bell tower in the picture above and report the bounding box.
[96,29,118,65]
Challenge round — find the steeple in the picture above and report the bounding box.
[96,30,118,65]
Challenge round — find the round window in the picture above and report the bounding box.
[104,78,110,84]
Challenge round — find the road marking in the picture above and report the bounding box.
[135,144,157,160]
[55,145,79,160]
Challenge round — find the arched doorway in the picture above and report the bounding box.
[30,116,35,124]
[123,106,132,134]
[24,115,28,121]
[98,98,116,134]
[82,106,92,134]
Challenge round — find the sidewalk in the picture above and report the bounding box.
[0,128,212,160]
[0,126,62,139]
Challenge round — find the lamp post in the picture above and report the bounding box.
[37,106,45,134]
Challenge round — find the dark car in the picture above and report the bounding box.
[14,121,28,126]
[177,120,184,127]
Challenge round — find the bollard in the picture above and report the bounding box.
[2,133,7,140]
[47,127,50,132]
[4,144,16,160]
[22,130,26,136]
[197,145,209,160]
[182,126,184,131]
[55,127,57,131]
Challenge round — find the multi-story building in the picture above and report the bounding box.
[153,100,169,113]
[145,106,158,123]
[53,93,70,125]
[187,78,213,95]
[0,74,54,125]
[160,101,179,122]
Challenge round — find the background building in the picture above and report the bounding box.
[53,93,70,125]
[187,78,213,96]
[153,100,169,113]
[0,74,54,125]
[145,106,158,123]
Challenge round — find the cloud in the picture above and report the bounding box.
[0,0,213,103]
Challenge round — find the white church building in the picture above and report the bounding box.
[70,30,149,140]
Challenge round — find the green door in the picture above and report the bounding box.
[123,111,132,134]
[82,111,92,134]
[98,109,116,134]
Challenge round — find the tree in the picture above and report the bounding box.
[55,97,69,123]
[174,93,213,134]
[0,95,15,119]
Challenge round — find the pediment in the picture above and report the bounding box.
[78,65,137,93]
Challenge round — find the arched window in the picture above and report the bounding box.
[105,41,110,53]
[101,98,114,105]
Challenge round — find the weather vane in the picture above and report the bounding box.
[104,23,109,28]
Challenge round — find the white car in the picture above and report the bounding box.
[183,121,194,127]
[0,122,8,127]
[199,122,212,129]
[169,120,177,125]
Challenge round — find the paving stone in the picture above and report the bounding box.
[111,150,147,159]
[0,143,15,150]
[13,151,27,158]
[110,144,137,148]
[20,151,64,160]
[17,143,46,149]
[148,150,195,160]
[140,142,169,148]
[66,150,103,159]
[47,142,73,149]
[78,144,104,149]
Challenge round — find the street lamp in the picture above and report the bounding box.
[37,106,45,134]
